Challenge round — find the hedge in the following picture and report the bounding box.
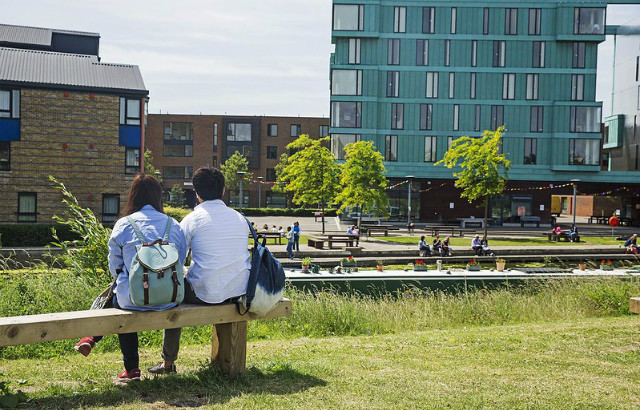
[0,224,81,247]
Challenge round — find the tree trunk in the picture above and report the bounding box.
[358,203,362,230]
[321,200,326,235]
[483,197,489,239]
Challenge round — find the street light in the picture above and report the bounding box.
[406,175,415,227]
[571,179,580,227]
[237,171,247,209]
[257,176,264,208]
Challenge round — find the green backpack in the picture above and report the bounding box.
[126,216,184,307]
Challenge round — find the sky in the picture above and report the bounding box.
[2,1,640,118]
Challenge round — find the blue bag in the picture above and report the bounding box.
[237,218,286,316]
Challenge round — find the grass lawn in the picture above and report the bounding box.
[1,317,639,409]
[378,235,624,247]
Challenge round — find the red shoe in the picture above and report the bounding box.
[117,368,141,383]
[74,337,95,357]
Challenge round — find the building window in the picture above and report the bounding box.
[450,8,457,34]
[0,89,19,118]
[348,38,361,64]
[491,105,504,130]
[530,107,544,133]
[420,104,433,130]
[570,106,601,132]
[391,103,404,130]
[474,105,481,131]
[332,69,362,95]
[471,40,477,67]
[524,138,537,164]
[331,134,359,160]
[0,142,9,171]
[386,71,400,98]
[416,40,429,66]
[394,6,406,33]
[532,41,545,68]
[529,9,541,35]
[213,123,218,151]
[453,105,460,131]
[226,123,252,141]
[573,42,586,68]
[164,122,193,157]
[470,73,476,99]
[266,168,277,182]
[426,72,439,98]
[571,74,585,101]
[493,41,506,67]
[526,74,539,100]
[125,148,140,174]
[333,4,364,31]
[331,102,361,128]
[119,97,140,125]
[290,124,302,137]
[388,39,400,65]
[448,136,454,150]
[569,139,599,165]
[505,8,518,35]
[502,73,515,100]
[102,195,120,223]
[17,192,36,222]
[574,8,605,35]
[385,135,397,162]
[422,7,435,34]
[449,73,455,99]
[213,156,218,168]
[267,146,278,159]
[636,56,639,82]
[163,166,193,180]
[483,8,490,35]
[424,136,437,162]
[319,125,329,137]
[267,124,278,137]
[444,40,451,66]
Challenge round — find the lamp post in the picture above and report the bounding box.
[406,176,415,227]
[257,176,264,208]
[571,179,580,227]
[237,171,246,209]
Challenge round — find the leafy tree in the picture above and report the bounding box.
[278,135,341,233]
[435,126,511,238]
[335,140,389,226]
[220,151,253,205]
[167,184,186,208]
[143,149,160,180]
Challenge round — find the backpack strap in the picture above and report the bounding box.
[163,216,173,242]
[126,216,147,243]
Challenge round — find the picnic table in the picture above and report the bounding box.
[250,231,283,245]
[588,215,608,224]
[325,234,359,249]
[426,226,476,237]
[361,224,399,236]
[458,218,484,228]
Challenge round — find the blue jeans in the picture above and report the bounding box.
[294,233,300,251]
[92,295,139,371]
[286,241,294,258]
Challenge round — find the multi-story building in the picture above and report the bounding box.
[0,24,147,223]
[145,114,329,208]
[329,0,640,222]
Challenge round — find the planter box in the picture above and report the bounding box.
[600,265,613,271]
[341,261,357,268]
[496,262,506,272]
[466,265,481,271]
[413,265,429,271]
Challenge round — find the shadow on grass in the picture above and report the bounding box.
[32,363,326,409]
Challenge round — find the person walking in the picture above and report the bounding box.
[293,221,301,252]
[286,226,295,259]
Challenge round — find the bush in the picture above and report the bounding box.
[164,206,191,222]
[0,224,79,247]
[232,208,338,217]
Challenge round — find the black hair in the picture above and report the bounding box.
[192,167,225,201]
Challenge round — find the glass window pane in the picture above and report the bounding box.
[331,134,358,160]
[11,90,19,118]
[331,102,360,128]
[332,70,360,95]
[0,90,9,115]
[334,5,361,30]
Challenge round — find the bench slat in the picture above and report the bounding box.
[0,299,291,347]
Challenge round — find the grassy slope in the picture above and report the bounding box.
[1,317,639,410]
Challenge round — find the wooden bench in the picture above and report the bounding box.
[630,297,640,314]
[364,226,400,236]
[0,300,291,377]
[307,237,325,249]
[545,232,580,242]
[327,238,356,249]
[520,216,541,227]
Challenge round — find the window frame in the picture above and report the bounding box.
[470,73,477,99]
[426,72,439,98]
[393,6,407,33]
[471,40,477,67]
[530,106,544,133]
[102,194,120,223]
[319,125,330,138]
[493,41,506,67]
[348,38,361,64]
[532,41,545,68]
[332,69,363,96]
[385,135,398,162]
[0,141,9,171]
[267,123,278,137]
[388,39,401,65]
[416,39,429,66]
[391,103,404,130]
[424,136,437,162]
[331,102,362,128]
[119,97,141,125]
[505,8,518,35]
[444,40,451,66]
[474,105,481,131]
[267,145,278,159]
[17,192,37,223]
[333,4,364,31]
[569,139,600,165]
[571,74,585,101]
[573,8,605,35]
[526,74,539,100]
[502,73,516,100]
[290,124,302,138]
[449,72,455,99]
[570,106,601,133]
[125,147,140,174]
[483,8,490,35]
[450,7,457,34]
[386,71,400,98]
[453,104,460,131]
[0,89,20,119]
[524,138,537,165]
[528,8,541,35]
[420,104,433,131]
[491,105,504,130]
[422,7,435,34]
[573,42,586,68]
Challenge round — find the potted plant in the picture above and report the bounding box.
[301,257,311,273]
[310,264,320,274]
[413,260,429,271]
[466,260,481,271]
[376,259,384,272]
[578,261,587,271]
[495,258,506,272]
[341,255,357,268]
[599,259,613,271]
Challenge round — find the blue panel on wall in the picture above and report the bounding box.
[119,125,141,147]
[0,119,20,141]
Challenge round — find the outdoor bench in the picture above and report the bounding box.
[630,297,640,314]
[520,216,541,227]
[545,232,580,242]
[0,299,291,377]
[307,237,325,249]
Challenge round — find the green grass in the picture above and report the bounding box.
[379,235,623,247]
[1,317,639,409]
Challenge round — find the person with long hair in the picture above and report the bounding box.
[74,174,187,382]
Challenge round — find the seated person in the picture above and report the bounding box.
[433,235,442,254]
[471,235,483,256]
[624,234,638,254]
[262,224,269,232]
[552,225,563,239]
[442,236,452,257]
[568,225,579,242]
[278,226,284,237]
[481,235,494,257]
[270,225,278,233]
[418,235,431,256]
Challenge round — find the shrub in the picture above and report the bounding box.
[0,224,79,247]
[164,206,191,222]
[232,208,338,217]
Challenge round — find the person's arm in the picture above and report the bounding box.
[179,214,194,253]
[107,220,125,280]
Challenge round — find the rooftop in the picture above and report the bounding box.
[0,23,99,47]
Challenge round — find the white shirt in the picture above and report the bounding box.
[180,199,251,303]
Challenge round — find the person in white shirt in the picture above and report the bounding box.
[148,167,250,375]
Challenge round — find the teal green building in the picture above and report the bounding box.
[329,0,640,222]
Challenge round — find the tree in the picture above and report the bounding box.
[277,135,341,233]
[435,126,511,238]
[220,151,253,206]
[335,140,389,227]
[167,184,185,208]
[143,149,160,180]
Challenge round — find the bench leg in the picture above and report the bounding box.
[211,322,247,377]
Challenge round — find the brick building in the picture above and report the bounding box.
[145,114,329,208]
[0,24,148,223]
